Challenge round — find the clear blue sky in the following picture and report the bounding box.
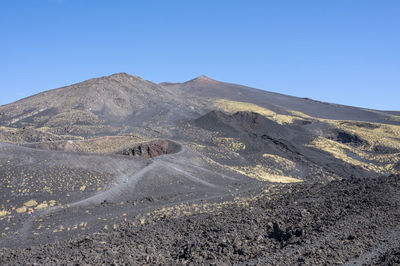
[1,0,399,110]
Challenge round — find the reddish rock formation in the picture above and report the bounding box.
[120,140,181,159]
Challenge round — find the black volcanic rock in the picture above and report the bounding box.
[194,110,289,139]
[336,130,365,146]
[1,175,399,265]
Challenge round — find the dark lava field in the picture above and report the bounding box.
[0,73,399,264]
[1,175,399,265]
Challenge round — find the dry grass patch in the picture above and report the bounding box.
[212,137,246,152]
[387,115,400,122]
[24,200,38,207]
[233,164,302,183]
[0,210,10,217]
[319,120,400,174]
[73,135,147,154]
[262,154,296,171]
[214,99,298,125]
[16,206,27,213]
[308,136,387,174]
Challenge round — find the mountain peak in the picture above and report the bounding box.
[99,72,144,82]
[111,72,131,77]
[160,75,217,86]
[184,75,218,84]
[194,75,214,81]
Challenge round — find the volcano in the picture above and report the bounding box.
[0,73,399,264]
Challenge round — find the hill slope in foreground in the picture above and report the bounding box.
[0,73,399,264]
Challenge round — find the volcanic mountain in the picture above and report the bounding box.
[0,73,202,140]
[0,73,400,264]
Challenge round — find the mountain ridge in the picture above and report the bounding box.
[0,72,399,144]
[1,72,398,117]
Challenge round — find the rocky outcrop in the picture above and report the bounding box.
[119,140,181,159]
[336,130,365,146]
[194,110,289,140]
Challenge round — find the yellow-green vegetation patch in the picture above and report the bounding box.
[233,164,302,183]
[43,186,53,194]
[212,137,246,152]
[387,115,400,122]
[258,174,302,183]
[288,110,314,120]
[185,142,207,152]
[0,210,11,217]
[214,99,297,125]
[332,121,400,152]
[35,201,49,210]
[308,136,386,173]
[36,126,53,133]
[74,135,148,154]
[0,126,19,134]
[24,200,38,207]
[255,107,400,175]
[202,156,234,171]
[201,154,302,183]
[16,206,27,213]
[310,119,400,174]
[35,200,57,210]
[262,154,296,171]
